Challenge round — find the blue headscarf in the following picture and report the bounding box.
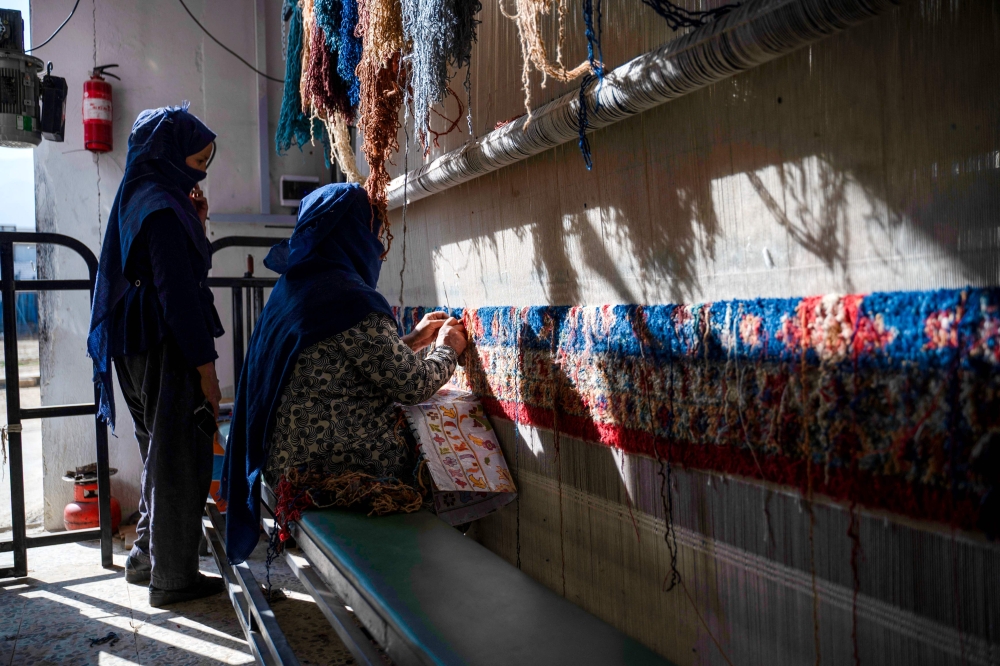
[88,104,217,429]
[221,183,394,565]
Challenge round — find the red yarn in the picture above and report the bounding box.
[478,397,984,531]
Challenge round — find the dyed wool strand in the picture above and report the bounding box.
[358,52,405,250]
[576,0,603,169]
[315,0,344,51]
[402,0,481,150]
[276,0,325,155]
[501,0,591,114]
[338,0,364,105]
[300,0,317,116]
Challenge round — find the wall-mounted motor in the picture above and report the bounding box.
[0,9,67,148]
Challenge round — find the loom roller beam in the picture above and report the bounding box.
[385,0,901,210]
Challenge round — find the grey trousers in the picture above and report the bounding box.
[114,341,214,590]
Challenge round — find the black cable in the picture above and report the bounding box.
[176,0,285,83]
[25,0,81,53]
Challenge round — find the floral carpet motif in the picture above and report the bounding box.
[396,288,1000,533]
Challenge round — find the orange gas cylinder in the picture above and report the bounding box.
[63,474,122,533]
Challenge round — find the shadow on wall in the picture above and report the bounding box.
[388,0,1000,307]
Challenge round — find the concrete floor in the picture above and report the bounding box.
[0,526,366,665]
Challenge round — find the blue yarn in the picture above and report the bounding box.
[338,0,363,107]
[577,0,603,170]
[641,0,740,31]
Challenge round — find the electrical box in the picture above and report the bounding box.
[279,175,320,208]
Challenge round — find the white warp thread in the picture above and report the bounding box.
[387,0,898,210]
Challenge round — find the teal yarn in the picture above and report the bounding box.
[276,1,333,167]
[276,1,312,155]
[314,0,343,52]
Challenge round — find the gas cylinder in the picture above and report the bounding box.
[64,481,121,532]
[63,464,122,533]
[82,64,119,153]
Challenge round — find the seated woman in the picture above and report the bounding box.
[221,183,466,565]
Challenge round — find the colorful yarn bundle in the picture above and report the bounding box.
[397,287,1000,535]
[402,0,482,150]
[271,467,425,546]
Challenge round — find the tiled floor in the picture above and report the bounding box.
[0,527,361,665]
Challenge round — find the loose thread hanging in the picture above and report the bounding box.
[640,0,740,31]
[848,501,862,666]
[501,0,591,116]
[574,0,601,169]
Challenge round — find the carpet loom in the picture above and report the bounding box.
[375,0,1000,661]
[397,289,1000,664]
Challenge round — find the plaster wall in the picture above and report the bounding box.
[31,0,319,530]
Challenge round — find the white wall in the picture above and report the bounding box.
[32,0,325,530]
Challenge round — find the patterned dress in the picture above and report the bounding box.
[264,312,458,485]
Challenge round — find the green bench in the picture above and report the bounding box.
[278,505,675,665]
[205,484,676,665]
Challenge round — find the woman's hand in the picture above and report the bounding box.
[197,362,222,418]
[402,311,449,352]
[190,185,209,231]
[435,317,467,356]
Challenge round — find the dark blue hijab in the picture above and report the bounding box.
[221,183,394,564]
[88,104,216,429]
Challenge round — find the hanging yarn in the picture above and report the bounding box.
[501,0,591,115]
[366,0,406,64]
[276,0,326,156]
[358,52,405,250]
[641,0,740,31]
[329,113,366,183]
[357,0,407,249]
[575,0,603,169]
[386,0,898,210]
[402,0,481,150]
[314,0,343,51]
[304,25,354,122]
[338,0,364,105]
[300,0,318,116]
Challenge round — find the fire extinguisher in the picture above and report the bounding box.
[83,64,119,153]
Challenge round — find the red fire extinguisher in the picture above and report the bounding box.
[83,64,119,153]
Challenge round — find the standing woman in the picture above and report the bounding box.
[88,104,225,607]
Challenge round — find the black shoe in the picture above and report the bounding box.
[148,574,225,608]
[125,555,151,584]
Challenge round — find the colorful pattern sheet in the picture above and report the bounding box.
[396,287,1000,534]
[402,387,517,525]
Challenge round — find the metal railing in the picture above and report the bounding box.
[206,236,279,383]
[0,232,113,579]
